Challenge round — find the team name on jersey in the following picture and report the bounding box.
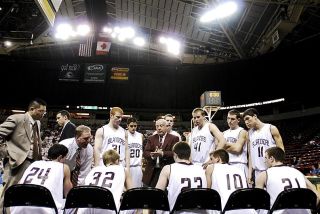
[107,137,125,145]
[252,139,269,147]
[192,136,206,143]
[128,143,143,149]
[226,137,237,143]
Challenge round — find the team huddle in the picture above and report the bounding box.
[0,99,319,213]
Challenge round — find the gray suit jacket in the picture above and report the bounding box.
[0,113,42,168]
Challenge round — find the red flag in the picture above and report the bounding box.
[96,33,111,56]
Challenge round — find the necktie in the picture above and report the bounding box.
[32,123,41,160]
[159,136,163,148]
[71,148,81,187]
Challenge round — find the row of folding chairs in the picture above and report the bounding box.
[3,184,318,214]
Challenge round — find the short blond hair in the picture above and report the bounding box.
[103,149,120,165]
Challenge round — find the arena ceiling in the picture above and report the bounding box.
[0,0,319,64]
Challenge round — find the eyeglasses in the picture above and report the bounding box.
[129,125,137,128]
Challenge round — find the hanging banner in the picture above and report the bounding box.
[84,63,106,83]
[111,67,129,80]
[58,63,81,82]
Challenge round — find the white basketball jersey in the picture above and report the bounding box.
[190,123,215,165]
[128,131,143,166]
[223,127,248,164]
[11,161,65,214]
[266,166,310,214]
[248,124,276,170]
[128,131,143,188]
[79,165,125,214]
[101,125,126,165]
[167,162,207,214]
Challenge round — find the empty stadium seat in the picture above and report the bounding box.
[119,187,170,212]
[170,188,221,214]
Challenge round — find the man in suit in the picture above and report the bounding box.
[0,98,47,207]
[56,110,76,142]
[143,118,179,187]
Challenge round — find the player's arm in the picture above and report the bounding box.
[305,177,320,205]
[155,165,170,190]
[209,123,226,150]
[94,127,103,166]
[63,164,73,197]
[270,125,284,151]
[247,133,254,185]
[125,130,130,169]
[255,171,267,189]
[124,167,134,190]
[225,129,247,155]
[205,164,214,188]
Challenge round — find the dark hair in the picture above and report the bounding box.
[211,149,229,163]
[173,142,190,160]
[28,98,47,110]
[57,110,71,119]
[266,147,285,162]
[242,108,259,118]
[228,109,241,119]
[48,144,68,160]
[127,117,137,124]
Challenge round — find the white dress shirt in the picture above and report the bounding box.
[60,138,93,185]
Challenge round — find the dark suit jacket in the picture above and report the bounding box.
[142,133,179,186]
[0,113,42,168]
[59,121,76,142]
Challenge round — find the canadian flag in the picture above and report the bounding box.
[96,33,111,55]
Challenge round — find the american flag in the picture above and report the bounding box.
[78,35,94,57]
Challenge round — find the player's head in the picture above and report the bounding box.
[210,149,229,164]
[48,144,69,162]
[265,147,285,167]
[110,107,124,128]
[103,149,120,166]
[192,108,207,127]
[127,117,138,134]
[227,109,241,129]
[172,141,191,161]
[242,108,259,129]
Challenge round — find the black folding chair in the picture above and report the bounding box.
[64,186,118,213]
[268,188,317,214]
[170,188,222,214]
[119,187,170,212]
[222,188,270,213]
[3,184,58,214]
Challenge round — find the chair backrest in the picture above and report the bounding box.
[64,186,117,213]
[222,188,270,214]
[119,187,170,211]
[170,188,222,214]
[3,184,58,214]
[269,188,317,214]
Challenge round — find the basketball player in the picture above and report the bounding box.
[127,117,144,188]
[206,149,256,214]
[223,109,249,176]
[156,142,207,214]
[189,108,226,168]
[243,108,284,185]
[94,107,129,167]
[11,144,73,214]
[256,147,320,214]
[78,149,133,214]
